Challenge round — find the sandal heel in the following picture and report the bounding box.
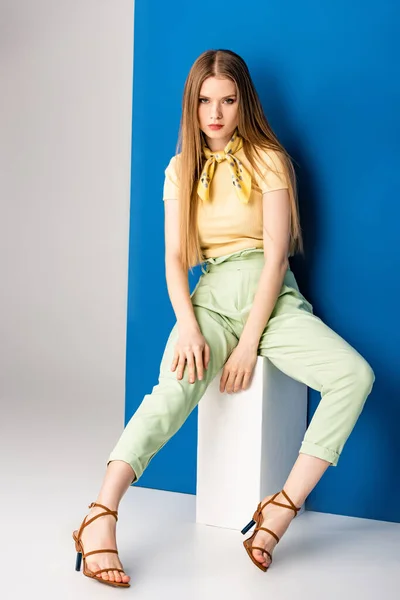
[75,551,82,572]
[241,519,256,535]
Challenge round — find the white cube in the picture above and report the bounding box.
[196,355,307,530]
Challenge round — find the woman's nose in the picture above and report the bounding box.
[210,103,222,119]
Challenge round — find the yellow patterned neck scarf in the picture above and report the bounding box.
[197,128,252,204]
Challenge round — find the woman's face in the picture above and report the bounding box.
[198,76,239,151]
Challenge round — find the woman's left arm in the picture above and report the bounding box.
[219,188,291,393]
[240,188,291,347]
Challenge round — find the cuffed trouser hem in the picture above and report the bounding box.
[106,451,143,484]
[299,441,340,466]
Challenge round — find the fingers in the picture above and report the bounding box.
[173,350,251,391]
[220,369,252,393]
[172,350,200,384]
[176,353,187,381]
[193,347,204,381]
[233,372,245,393]
[220,368,240,393]
[220,366,237,393]
[204,344,210,370]
[186,351,196,384]
[171,349,179,372]
[225,371,239,394]
[241,371,252,390]
[219,367,228,393]
[171,342,210,383]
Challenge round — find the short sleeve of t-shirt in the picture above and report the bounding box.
[253,148,289,193]
[163,155,180,201]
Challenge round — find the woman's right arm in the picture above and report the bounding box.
[164,198,199,332]
[164,198,210,382]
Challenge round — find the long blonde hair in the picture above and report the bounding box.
[173,49,303,272]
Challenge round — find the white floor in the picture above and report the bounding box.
[4,471,400,599]
[1,385,399,600]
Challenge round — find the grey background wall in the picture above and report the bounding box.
[0,1,134,488]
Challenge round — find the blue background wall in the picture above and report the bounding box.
[126,0,399,522]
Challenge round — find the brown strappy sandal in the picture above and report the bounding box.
[241,489,302,572]
[72,502,130,588]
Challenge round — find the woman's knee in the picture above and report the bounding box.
[348,354,375,396]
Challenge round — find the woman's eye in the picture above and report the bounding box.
[198,98,235,104]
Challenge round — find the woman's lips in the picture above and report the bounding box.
[208,124,224,130]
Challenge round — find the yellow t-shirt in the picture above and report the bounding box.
[162,146,289,259]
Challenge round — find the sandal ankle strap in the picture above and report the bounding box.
[88,502,118,517]
[259,489,302,517]
[77,502,118,541]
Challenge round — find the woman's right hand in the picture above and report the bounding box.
[171,327,210,384]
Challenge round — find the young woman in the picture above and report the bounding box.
[72,49,375,587]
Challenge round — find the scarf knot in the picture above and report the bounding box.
[197,128,252,204]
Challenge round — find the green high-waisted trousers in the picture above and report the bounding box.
[107,248,375,482]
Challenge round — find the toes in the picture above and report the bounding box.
[88,562,103,579]
[252,548,271,567]
[252,549,265,563]
[113,570,122,583]
[84,558,129,584]
[262,552,272,568]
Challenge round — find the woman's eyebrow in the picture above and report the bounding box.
[199,94,237,99]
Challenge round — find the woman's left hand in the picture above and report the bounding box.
[220,343,258,394]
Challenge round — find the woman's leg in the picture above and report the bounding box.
[77,460,135,584]
[107,304,238,482]
[258,289,375,467]
[78,304,238,582]
[248,285,375,567]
